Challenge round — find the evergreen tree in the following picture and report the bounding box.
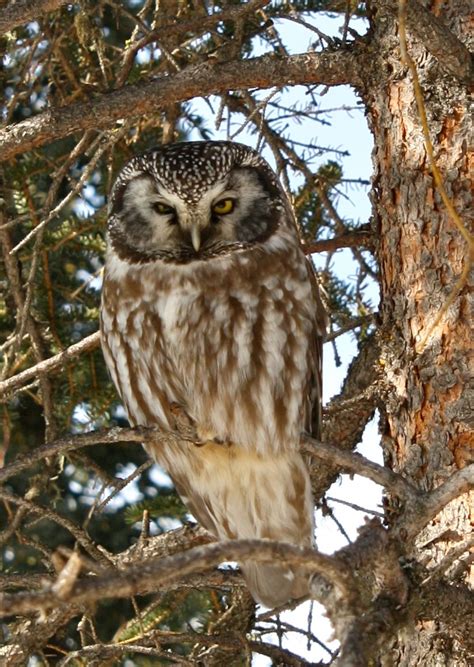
[0,1,471,664]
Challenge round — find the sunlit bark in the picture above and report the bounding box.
[366,1,472,663]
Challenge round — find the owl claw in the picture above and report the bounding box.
[196,425,218,442]
[194,427,231,448]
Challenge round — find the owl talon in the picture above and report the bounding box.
[194,437,232,449]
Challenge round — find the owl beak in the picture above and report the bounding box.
[190,225,201,252]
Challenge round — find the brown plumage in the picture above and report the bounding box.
[100,141,327,607]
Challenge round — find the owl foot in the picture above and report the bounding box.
[195,425,231,448]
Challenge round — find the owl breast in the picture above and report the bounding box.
[101,235,316,457]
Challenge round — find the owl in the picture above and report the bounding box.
[100,141,327,608]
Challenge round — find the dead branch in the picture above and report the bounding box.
[0,539,354,617]
[303,435,418,501]
[1,418,417,502]
[304,229,375,254]
[0,525,216,665]
[325,315,375,342]
[0,49,364,162]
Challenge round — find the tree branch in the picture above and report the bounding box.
[55,635,319,667]
[377,0,473,82]
[0,49,364,162]
[0,488,110,563]
[0,223,56,439]
[325,315,375,342]
[0,0,71,34]
[0,525,216,666]
[0,331,101,398]
[0,539,354,617]
[0,426,169,484]
[304,229,375,254]
[0,336,381,504]
[396,464,474,541]
[302,435,419,501]
[0,606,84,667]
[1,419,416,504]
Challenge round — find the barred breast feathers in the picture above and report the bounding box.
[101,236,318,457]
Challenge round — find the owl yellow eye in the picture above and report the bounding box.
[152,201,175,216]
[212,198,235,216]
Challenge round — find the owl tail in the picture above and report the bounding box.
[239,450,314,608]
[157,441,314,609]
[241,561,310,609]
[224,448,314,609]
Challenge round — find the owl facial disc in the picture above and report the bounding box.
[107,141,288,264]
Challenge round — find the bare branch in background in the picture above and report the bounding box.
[0,49,364,162]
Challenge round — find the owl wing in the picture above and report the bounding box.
[306,260,328,440]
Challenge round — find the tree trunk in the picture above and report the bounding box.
[365,1,472,664]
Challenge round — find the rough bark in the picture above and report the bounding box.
[364,1,473,663]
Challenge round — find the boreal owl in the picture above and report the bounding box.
[100,141,327,608]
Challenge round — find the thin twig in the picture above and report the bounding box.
[325,315,375,343]
[0,488,112,563]
[10,127,129,255]
[302,435,419,501]
[326,496,384,518]
[93,460,153,514]
[0,331,101,398]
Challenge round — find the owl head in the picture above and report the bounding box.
[107,141,294,263]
